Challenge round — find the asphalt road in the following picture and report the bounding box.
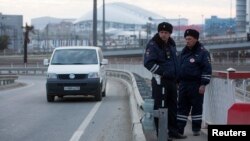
[0,76,132,141]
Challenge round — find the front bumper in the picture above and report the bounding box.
[46,78,101,96]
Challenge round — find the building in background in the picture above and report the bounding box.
[73,2,189,46]
[205,16,236,37]
[28,1,250,52]
[0,13,23,53]
[236,0,250,34]
[30,21,90,53]
[247,0,250,33]
[30,2,189,50]
[31,17,75,30]
[73,2,168,43]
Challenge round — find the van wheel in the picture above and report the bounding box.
[102,88,106,97]
[95,87,102,101]
[102,81,107,97]
[47,94,55,102]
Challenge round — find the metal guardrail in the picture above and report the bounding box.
[106,69,146,141]
[0,75,18,86]
[106,69,145,107]
[107,69,169,141]
[0,67,47,75]
[235,79,250,102]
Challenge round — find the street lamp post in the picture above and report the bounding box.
[23,23,34,64]
[0,15,5,36]
[201,14,204,39]
[178,15,181,41]
[102,0,106,48]
[93,0,97,46]
[0,21,2,36]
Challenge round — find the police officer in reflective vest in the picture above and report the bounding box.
[144,22,186,140]
[177,29,212,136]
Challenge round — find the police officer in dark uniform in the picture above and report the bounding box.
[177,29,212,136]
[144,22,187,140]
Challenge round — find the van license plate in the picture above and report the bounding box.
[64,86,80,91]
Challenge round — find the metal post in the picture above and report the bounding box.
[102,0,106,48]
[178,15,181,41]
[238,51,240,66]
[201,14,204,39]
[46,25,48,51]
[142,99,155,131]
[243,80,246,102]
[146,23,149,42]
[23,23,33,64]
[93,0,97,46]
[227,51,229,64]
[0,15,3,36]
[156,84,169,141]
[0,21,2,36]
[154,108,168,141]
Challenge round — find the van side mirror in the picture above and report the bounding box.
[101,59,108,65]
[43,58,49,66]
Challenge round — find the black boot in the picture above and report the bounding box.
[169,133,187,139]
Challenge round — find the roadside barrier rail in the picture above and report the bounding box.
[106,69,146,141]
[0,67,47,75]
[0,75,18,86]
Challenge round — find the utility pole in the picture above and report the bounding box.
[23,23,34,64]
[178,15,181,41]
[201,14,204,39]
[93,0,97,46]
[102,0,106,48]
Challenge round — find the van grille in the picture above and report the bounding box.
[58,74,88,80]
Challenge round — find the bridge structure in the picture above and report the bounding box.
[1,36,250,141]
[102,36,250,56]
[101,36,250,70]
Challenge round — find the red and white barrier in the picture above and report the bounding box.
[203,69,250,125]
[227,103,250,124]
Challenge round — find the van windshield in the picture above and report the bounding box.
[51,49,98,65]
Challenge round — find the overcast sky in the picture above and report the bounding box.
[0,0,235,25]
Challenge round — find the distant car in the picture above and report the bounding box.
[44,46,108,102]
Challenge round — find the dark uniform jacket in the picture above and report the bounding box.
[179,41,212,85]
[144,33,178,80]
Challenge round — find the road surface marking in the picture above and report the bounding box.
[69,101,102,141]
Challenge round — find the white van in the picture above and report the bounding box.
[45,46,108,102]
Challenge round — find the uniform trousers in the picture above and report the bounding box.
[177,82,204,134]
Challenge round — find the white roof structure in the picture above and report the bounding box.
[111,30,147,37]
[74,2,166,24]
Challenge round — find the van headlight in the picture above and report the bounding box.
[88,72,99,78]
[47,73,57,79]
